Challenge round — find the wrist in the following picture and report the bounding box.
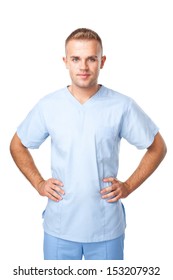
[34,179,45,195]
[123,181,132,196]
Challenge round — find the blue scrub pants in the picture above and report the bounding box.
[44,232,125,260]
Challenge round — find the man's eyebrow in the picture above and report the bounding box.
[87,56,98,59]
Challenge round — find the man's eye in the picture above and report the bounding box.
[88,58,96,62]
[72,58,79,62]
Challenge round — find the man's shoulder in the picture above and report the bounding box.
[33,87,68,113]
[41,87,67,102]
[101,85,132,103]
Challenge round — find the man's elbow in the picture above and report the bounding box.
[152,132,167,162]
[158,133,167,160]
[161,140,167,161]
[10,133,24,156]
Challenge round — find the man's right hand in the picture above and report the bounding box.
[37,178,64,202]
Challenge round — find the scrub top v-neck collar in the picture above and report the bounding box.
[65,85,103,109]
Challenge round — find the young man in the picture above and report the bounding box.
[10,28,167,260]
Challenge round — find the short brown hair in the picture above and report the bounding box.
[65,28,103,53]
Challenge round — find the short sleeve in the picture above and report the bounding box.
[120,99,159,149]
[17,101,49,149]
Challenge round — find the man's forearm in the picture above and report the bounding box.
[124,132,167,194]
[10,133,44,191]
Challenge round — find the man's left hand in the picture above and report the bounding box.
[100,177,130,202]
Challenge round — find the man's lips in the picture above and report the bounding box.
[77,73,90,78]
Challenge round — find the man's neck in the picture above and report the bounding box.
[68,84,100,104]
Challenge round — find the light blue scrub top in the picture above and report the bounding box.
[17,86,159,242]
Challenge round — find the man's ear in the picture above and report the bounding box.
[62,57,68,69]
[100,55,106,69]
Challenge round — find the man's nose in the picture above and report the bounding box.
[80,59,88,70]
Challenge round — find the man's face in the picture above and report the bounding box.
[63,39,106,90]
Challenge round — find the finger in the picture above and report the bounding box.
[101,189,119,199]
[102,177,115,183]
[103,177,120,184]
[47,188,63,201]
[47,192,62,202]
[100,185,113,194]
[100,181,119,194]
[52,184,65,195]
[49,178,64,187]
[107,194,121,203]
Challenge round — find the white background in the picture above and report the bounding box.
[0,0,172,278]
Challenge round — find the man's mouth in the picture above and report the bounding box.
[77,73,90,78]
